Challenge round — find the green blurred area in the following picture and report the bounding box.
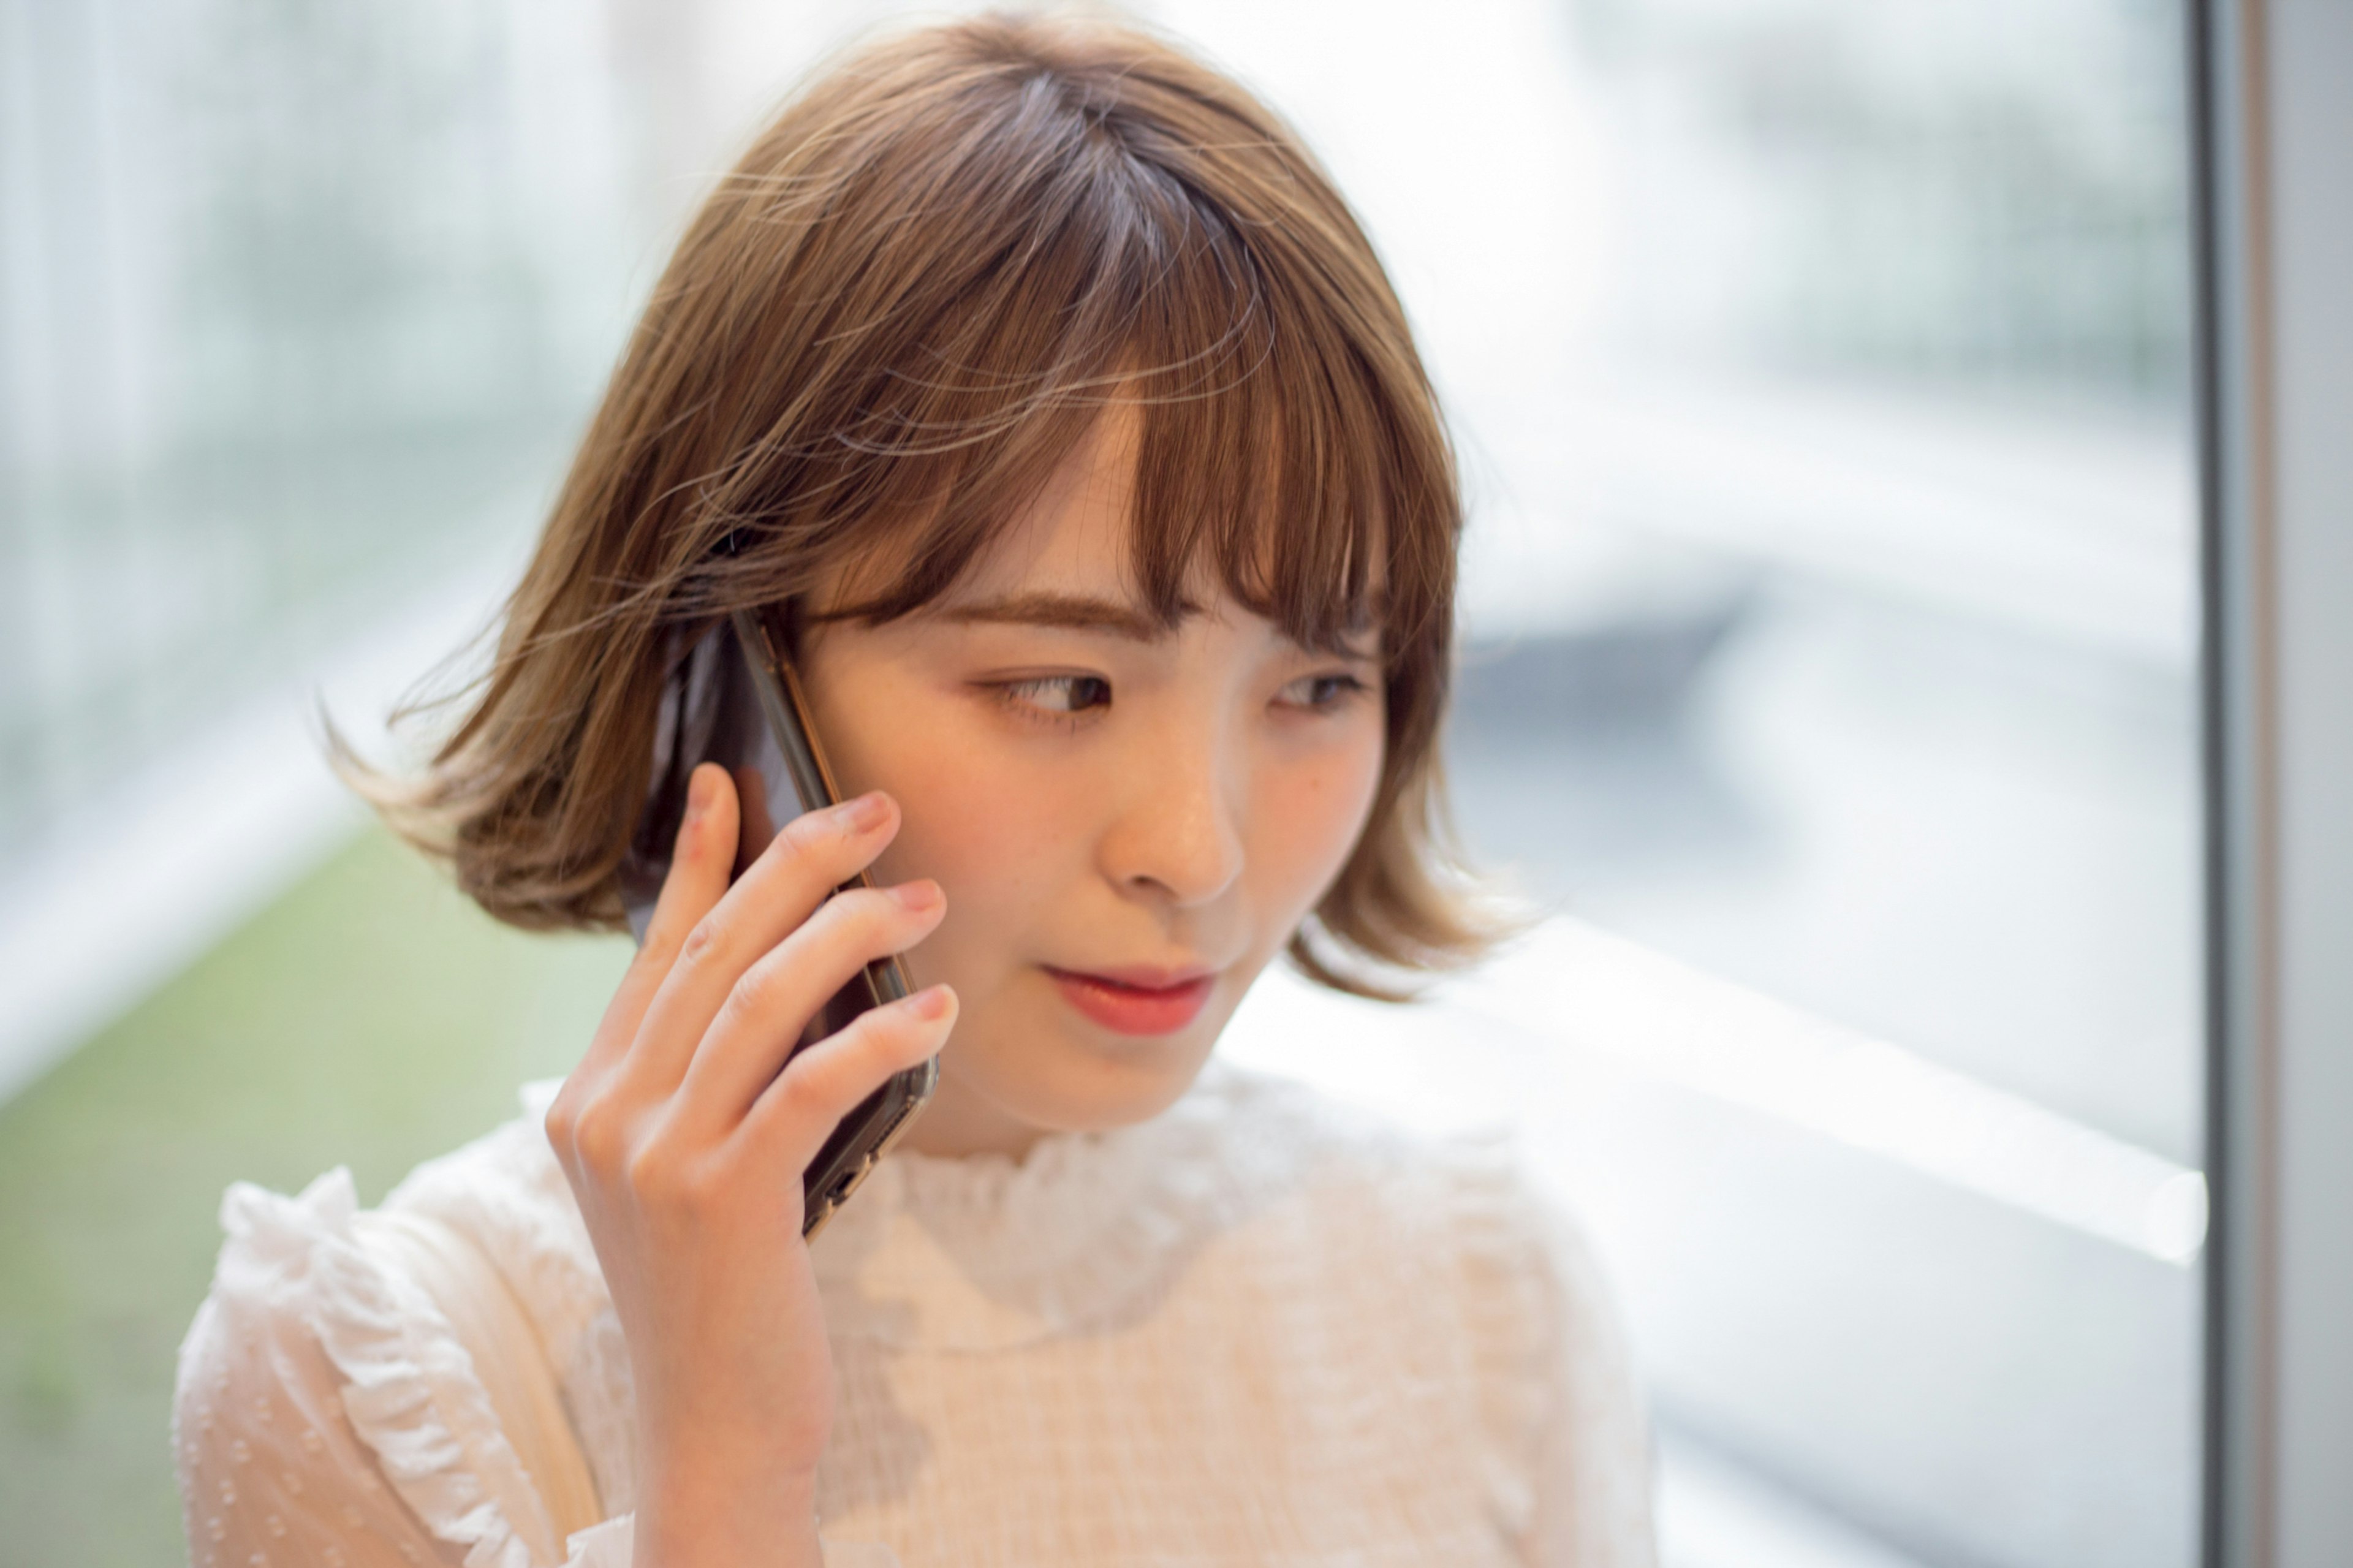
[0,824,632,1567]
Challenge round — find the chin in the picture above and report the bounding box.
[958,994,1232,1138]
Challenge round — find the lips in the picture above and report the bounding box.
[1044,964,1218,1036]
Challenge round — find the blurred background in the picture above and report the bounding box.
[0,1,2201,1564]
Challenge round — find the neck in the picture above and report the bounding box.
[893,1064,1051,1160]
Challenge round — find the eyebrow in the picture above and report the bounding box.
[940,588,1387,657]
[939,591,1174,641]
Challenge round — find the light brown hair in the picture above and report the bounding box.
[340,10,1507,996]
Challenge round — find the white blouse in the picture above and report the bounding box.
[173,1063,1656,1567]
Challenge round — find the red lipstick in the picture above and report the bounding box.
[1044,965,1216,1036]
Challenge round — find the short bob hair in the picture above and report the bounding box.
[344,10,1505,997]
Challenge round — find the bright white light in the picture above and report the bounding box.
[1452,918,2208,1268]
[2143,1170,2210,1265]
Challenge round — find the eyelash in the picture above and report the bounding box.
[993,675,1113,730]
[987,670,1371,729]
[1277,672,1372,710]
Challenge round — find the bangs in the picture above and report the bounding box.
[1126,219,1394,656]
[754,66,1446,662]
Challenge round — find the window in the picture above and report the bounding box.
[1183,2,2204,1564]
[0,3,2206,1562]
[1,0,634,855]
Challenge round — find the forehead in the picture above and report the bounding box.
[944,405,1145,600]
[919,401,1383,647]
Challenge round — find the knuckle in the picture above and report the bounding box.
[855,1006,927,1066]
[778,806,876,877]
[675,804,719,868]
[624,937,673,983]
[779,807,839,858]
[819,887,899,947]
[620,1142,669,1202]
[626,1142,721,1215]
[770,1061,833,1123]
[717,957,784,1031]
[677,1156,730,1214]
[569,1099,626,1171]
[675,911,730,972]
[857,888,908,934]
[542,1093,577,1152]
[621,1135,688,1201]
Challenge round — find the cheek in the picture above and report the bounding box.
[1251,719,1386,925]
[876,755,1056,900]
[833,708,1079,967]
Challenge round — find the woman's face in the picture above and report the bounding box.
[796,407,1387,1158]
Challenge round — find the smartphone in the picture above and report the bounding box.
[616,606,938,1238]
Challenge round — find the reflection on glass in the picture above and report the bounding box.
[1307,1,2198,1564]
[1,0,632,855]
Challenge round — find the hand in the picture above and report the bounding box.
[544,763,954,1567]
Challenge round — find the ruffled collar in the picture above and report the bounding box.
[808,1061,1324,1350]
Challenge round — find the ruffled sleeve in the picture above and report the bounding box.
[175,1168,477,1568]
[175,1165,904,1568]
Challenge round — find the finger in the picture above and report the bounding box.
[620,792,902,1100]
[738,983,956,1176]
[570,762,739,1091]
[673,880,945,1123]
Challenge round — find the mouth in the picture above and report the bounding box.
[1042,964,1219,1036]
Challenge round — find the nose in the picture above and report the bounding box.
[1097,706,1246,909]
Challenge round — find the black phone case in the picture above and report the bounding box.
[616,608,938,1237]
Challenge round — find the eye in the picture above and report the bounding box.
[997,674,1113,716]
[1276,672,1371,711]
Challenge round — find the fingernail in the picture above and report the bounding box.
[907,985,953,1020]
[842,792,890,833]
[686,765,714,819]
[888,880,941,912]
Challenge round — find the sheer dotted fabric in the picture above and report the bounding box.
[175,1066,1656,1567]
[175,1243,457,1568]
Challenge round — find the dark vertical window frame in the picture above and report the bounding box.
[2177,0,2353,1558]
[2201,0,2353,1552]
[2190,0,2272,1560]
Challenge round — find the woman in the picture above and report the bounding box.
[173,13,1656,1566]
